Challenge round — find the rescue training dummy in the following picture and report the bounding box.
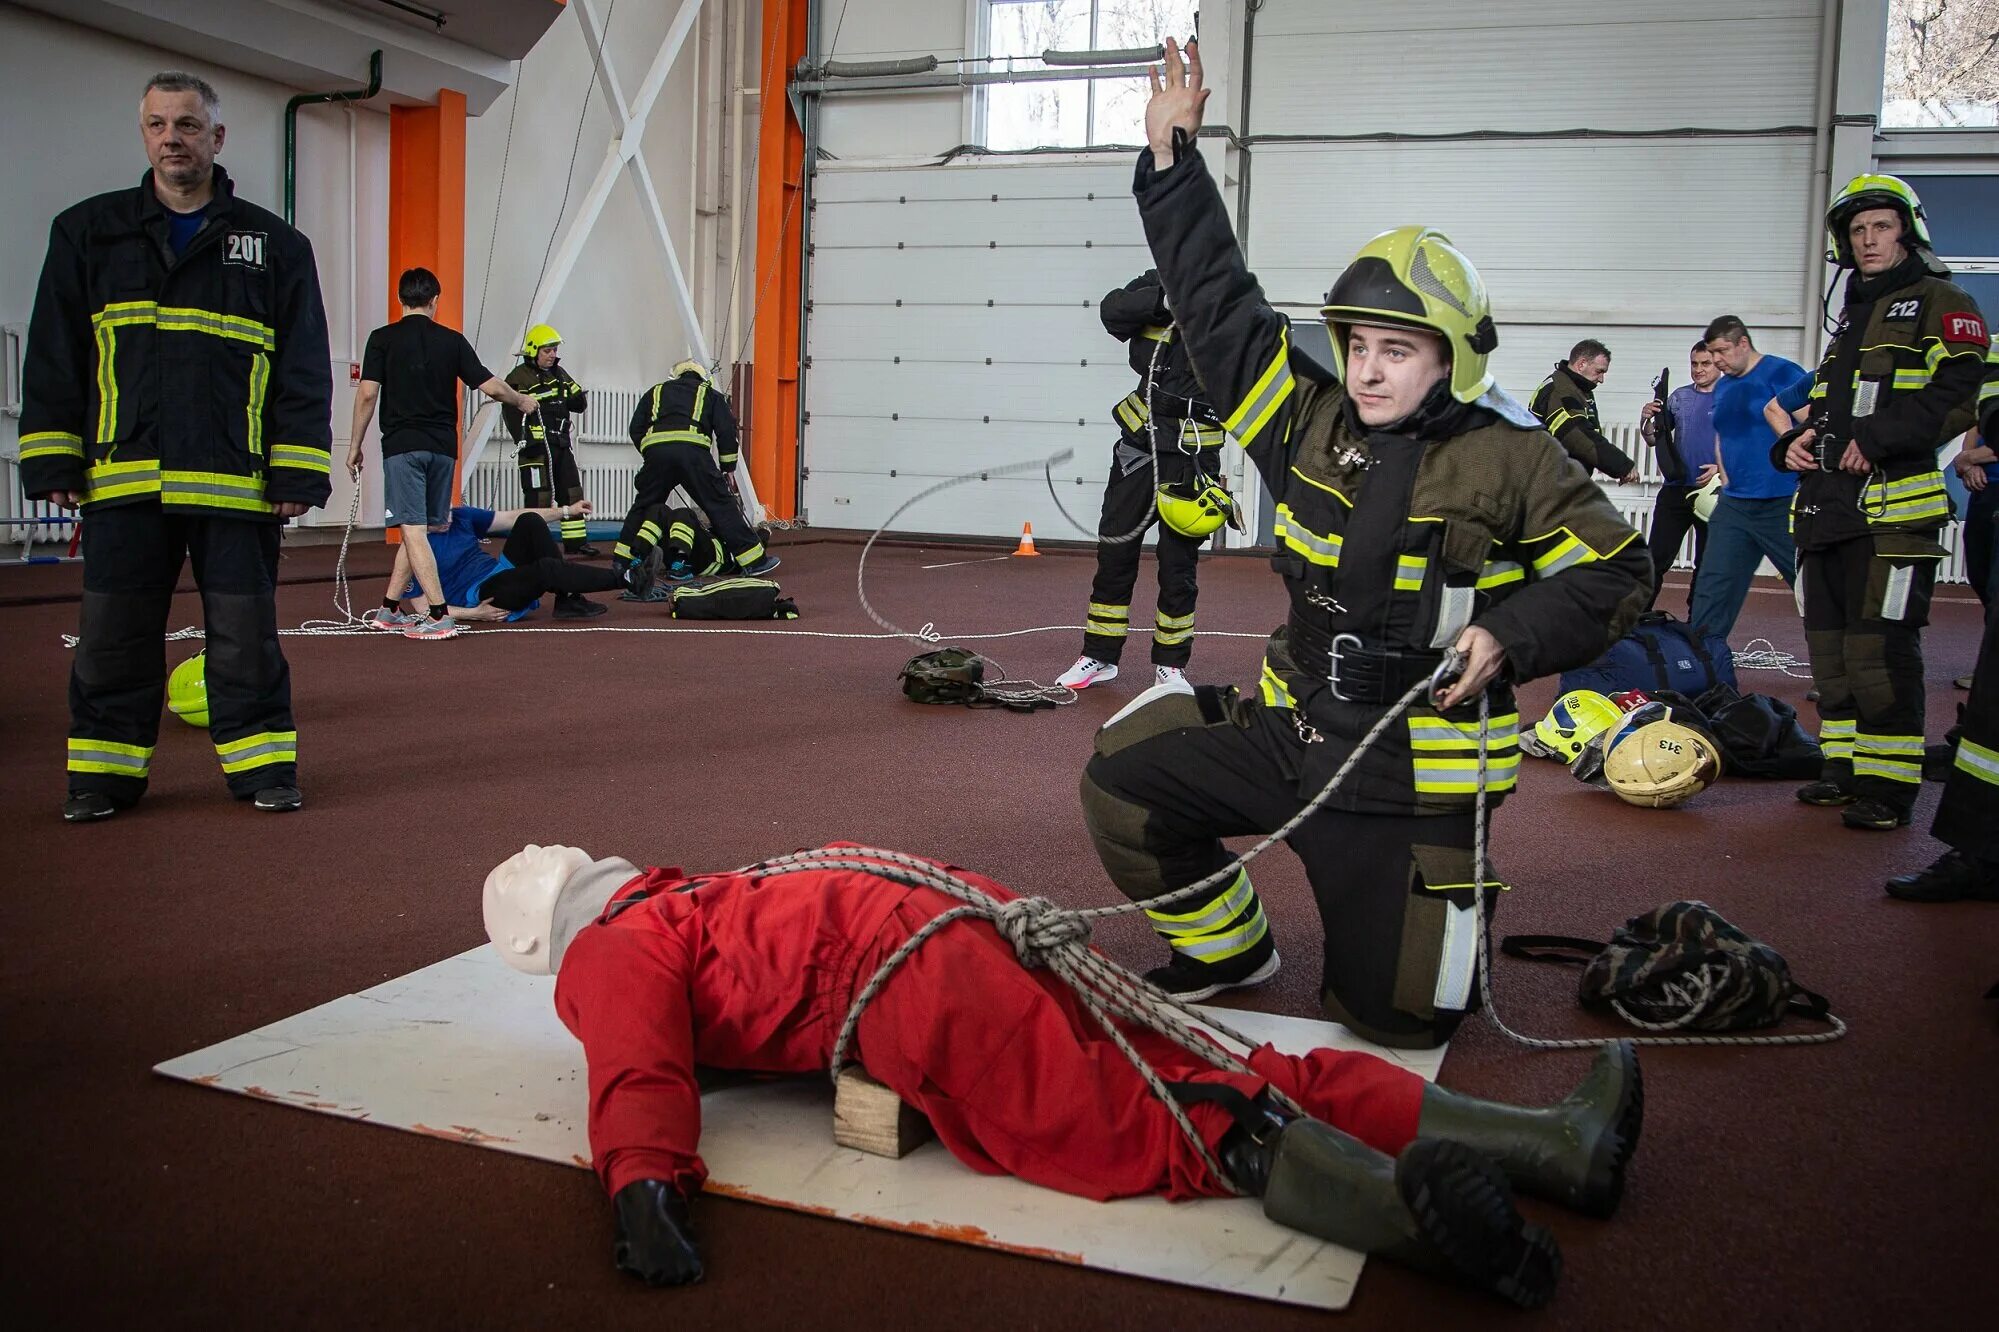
[483,842,1645,1309]
[1080,39,1652,1036]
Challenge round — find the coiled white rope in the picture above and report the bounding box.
[1730,637,1811,678]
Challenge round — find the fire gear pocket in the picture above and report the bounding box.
[1392,844,1497,1019]
[1093,683,1237,758]
[1863,533,1944,627]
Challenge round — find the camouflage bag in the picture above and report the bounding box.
[1502,901,1834,1032]
[898,648,986,705]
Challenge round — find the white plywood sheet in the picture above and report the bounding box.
[156,946,1447,1311]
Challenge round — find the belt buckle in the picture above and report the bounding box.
[1327,632,1362,703]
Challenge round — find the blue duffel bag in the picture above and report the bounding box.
[1558,612,1737,698]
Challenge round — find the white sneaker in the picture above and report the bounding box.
[1056,656,1119,689]
[1155,665,1187,688]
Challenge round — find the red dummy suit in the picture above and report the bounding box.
[554,845,1425,1204]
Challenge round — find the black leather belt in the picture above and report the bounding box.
[1287,616,1445,705]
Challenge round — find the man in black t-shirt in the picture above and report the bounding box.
[350,267,538,638]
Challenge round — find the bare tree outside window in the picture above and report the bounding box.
[983,0,1198,150]
[1884,0,1999,127]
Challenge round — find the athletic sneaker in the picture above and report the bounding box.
[1155,665,1187,688]
[1057,656,1119,689]
[403,615,460,641]
[1841,797,1912,831]
[620,583,674,603]
[362,607,422,632]
[1143,936,1281,1003]
[627,547,664,601]
[740,552,782,577]
[252,785,304,813]
[666,560,697,582]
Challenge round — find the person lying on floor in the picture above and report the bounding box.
[364,503,632,639]
[484,841,1645,1309]
[613,503,750,601]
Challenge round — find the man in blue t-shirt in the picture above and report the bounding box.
[1638,339,1723,612]
[364,503,633,638]
[1686,315,1811,640]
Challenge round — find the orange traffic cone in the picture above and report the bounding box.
[1012,522,1040,557]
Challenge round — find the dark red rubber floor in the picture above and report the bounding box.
[3,531,1995,1326]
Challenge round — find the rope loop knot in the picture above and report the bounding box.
[992,896,1090,967]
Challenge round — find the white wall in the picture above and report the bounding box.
[0,3,388,529]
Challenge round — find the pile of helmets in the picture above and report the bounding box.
[1524,688,1722,809]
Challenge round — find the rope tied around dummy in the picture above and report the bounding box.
[734,675,1438,1193]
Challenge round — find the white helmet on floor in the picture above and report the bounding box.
[484,844,594,974]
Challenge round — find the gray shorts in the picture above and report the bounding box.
[383,451,455,528]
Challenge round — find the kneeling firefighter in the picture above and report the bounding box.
[1080,40,1651,1045]
[616,361,777,578]
[1781,174,1990,831]
[504,325,596,554]
[1056,269,1235,692]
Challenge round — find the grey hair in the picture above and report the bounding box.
[143,71,222,124]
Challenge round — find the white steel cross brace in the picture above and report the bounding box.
[465,0,765,524]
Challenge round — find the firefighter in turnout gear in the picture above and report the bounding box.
[1531,341,1638,483]
[616,362,777,578]
[1056,270,1230,692]
[504,324,596,554]
[1078,41,1650,1045]
[616,505,743,599]
[20,74,333,823]
[1781,174,1989,831]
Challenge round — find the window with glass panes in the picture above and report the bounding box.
[977,1,1200,150]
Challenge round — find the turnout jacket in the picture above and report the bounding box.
[628,371,740,469]
[1531,362,1636,481]
[18,165,333,516]
[1784,254,1990,549]
[1135,146,1650,814]
[502,360,587,453]
[1099,270,1224,449]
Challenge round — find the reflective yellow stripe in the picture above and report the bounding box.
[1259,660,1297,709]
[1818,718,1856,762]
[1954,737,1999,787]
[1524,525,1638,577]
[86,460,162,502]
[641,429,712,449]
[67,736,154,776]
[1412,754,1521,794]
[89,300,276,349]
[245,352,270,457]
[656,522,681,545]
[1476,559,1525,590]
[161,469,272,514]
[1116,392,1147,433]
[1153,609,1196,646]
[1165,902,1269,963]
[1145,870,1253,933]
[1274,502,1342,567]
[1861,471,1949,524]
[1394,553,1428,592]
[1545,407,1575,434]
[215,730,297,773]
[1224,330,1295,447]
[20,431,85,460]
[1407,712,1522,751]
[1140,325,1174,343]
[1890,369,1931,391]
[1852,755,1921,783]
[1410,712,1521,793]
[269,443,331,474]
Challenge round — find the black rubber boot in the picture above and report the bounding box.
[1886,849,1999,902]
[1260,1122,1561,1309]
[1415,1039,1642,1218]
[1796,779,1857,807]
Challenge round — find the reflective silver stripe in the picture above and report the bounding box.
[1955,738,1999,786]
[1223,333,1295,446]
[1168,906,1269,961]
[1431,585,1474,648]
[1433,902,1477,1011]
[1144,871,1254,935]
[1879,564,1914,621]
[67,745,150,772]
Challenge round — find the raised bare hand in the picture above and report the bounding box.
[1145,36,1208,168]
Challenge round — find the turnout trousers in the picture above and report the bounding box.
[556,851,1425,1201]
[615,444,765,569]
[1802,532,1940,815]
[475,513,627,611]
[1080,442,1213,669]
[1645,482,1708,614]
[518,442,589,549]
[1935,596,1999,858]
[68,501,296,804]
[1079,685,1499,1050]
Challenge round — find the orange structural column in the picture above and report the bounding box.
[751,0,806,521]
[387,89,468,523]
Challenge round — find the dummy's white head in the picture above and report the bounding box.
[484,843,593,974]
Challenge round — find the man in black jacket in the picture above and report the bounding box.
[1532,340,1638,483]
[1056,270,1230,692]
[19,72,333,821]
[615,362,776,579]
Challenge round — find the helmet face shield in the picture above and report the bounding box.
[1321,227,1496,403]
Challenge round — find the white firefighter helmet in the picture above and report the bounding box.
[1603,719,1722,808]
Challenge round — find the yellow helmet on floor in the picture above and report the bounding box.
[1604,719,1722,808]
[1156,478,1239,539]
[1320,226,1500,404]
[521,324,563,357]
[1532,689,1621,764]
[167,652,209,728]
[1825,173,1934,268]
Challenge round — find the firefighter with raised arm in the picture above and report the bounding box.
[1079,39,1650,1044]
[1781,176,1989,832]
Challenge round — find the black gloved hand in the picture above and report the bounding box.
[611,1178,705,1287]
